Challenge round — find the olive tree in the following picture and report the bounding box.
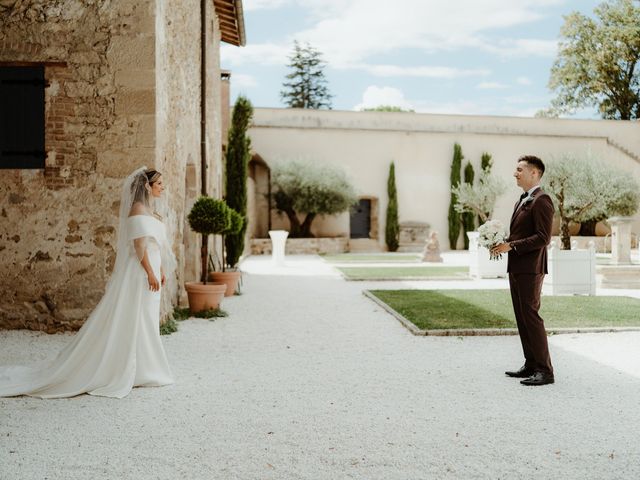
[452,167,507,225]
[271,160,357,237]
[543,153,640,249]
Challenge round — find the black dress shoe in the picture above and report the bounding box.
[520,372,555,386]
[505,366,535,378]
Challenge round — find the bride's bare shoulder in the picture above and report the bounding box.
[128,202,147,217]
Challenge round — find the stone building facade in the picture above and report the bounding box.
[0,0,245,332]
[247,108,640,252]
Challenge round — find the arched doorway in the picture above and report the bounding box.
[248,154,271,239]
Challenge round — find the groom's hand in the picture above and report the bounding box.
[491,242,512,255]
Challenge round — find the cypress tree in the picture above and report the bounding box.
[385,162,400,252]
[481,152,492,171]
[462,161,475,249]
[224,95,253,270]
[448,143,463,249]
[478,152,493,225]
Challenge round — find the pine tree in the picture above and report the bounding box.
[385,162,400,252]
[448,143,463,249]
[462,161,475,249]
[280,41,333,109]
[224,95,253,269]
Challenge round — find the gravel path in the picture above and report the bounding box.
[1,255,639,479]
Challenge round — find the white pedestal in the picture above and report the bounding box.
[467,231,507,278]
[545,241,596,295]
[268,230,289,266]
[609,216,633,265]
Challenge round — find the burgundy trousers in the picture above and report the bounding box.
[508,273,553,375]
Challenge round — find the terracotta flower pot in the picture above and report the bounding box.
[208,271,242,296]
[184,282,226,313]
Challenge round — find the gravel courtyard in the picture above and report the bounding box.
[1,255,639,479]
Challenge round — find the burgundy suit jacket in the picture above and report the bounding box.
[507,188,555,274]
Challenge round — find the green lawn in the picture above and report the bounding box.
[369,289,640,330]
[323,253,420,263]
[338,266,469,280]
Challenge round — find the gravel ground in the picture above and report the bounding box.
[1,255,639,479]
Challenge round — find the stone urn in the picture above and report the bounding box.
[184,282,227,313]
[208,271,242,297]
[467,231,507,278]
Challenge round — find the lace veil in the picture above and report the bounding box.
[109,167,148,280]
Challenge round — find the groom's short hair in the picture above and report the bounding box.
[518,155,545,176]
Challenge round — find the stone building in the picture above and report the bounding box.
[0,0,246,332]
[247,108,640,252]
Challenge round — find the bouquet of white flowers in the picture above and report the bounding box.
[477,219,507,260]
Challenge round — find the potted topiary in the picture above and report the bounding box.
[184,196,231,312]
[209,208,245,296]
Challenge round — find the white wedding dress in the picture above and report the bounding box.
[0,168,175,399]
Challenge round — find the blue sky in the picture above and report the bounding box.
[221,0,603,117]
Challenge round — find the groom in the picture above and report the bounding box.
[492,155,555,386]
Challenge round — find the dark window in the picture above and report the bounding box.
[0,66,46,169]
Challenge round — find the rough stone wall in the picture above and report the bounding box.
[250,237,349,255]
[154,0,199,310]
[155,0,224,305]
[0,0,160,332]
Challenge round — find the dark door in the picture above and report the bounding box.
[350,199,371,239]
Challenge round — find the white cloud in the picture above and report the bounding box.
[221,43,290,67]
[292,0,564,67]
[232,73,258,88]
[479,38,558,57]
[476,81,510,90]
[353,86,415,111]
[517,76,533,85]
[243,0,291,11]
[360,64,490,79]
[411,92,553,117]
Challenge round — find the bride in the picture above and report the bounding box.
[0,167,176,398]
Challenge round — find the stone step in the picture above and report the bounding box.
[348,238,383,253]
[597,265,640,289]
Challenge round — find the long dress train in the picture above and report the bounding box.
[0,214,174,399]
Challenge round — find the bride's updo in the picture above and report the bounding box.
[130,168,162,209]
[145,169,161,185]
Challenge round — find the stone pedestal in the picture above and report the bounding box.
[398,221,430,252]
[609,216,633,265]
[268,230,289,266]
[598,265,640,289]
